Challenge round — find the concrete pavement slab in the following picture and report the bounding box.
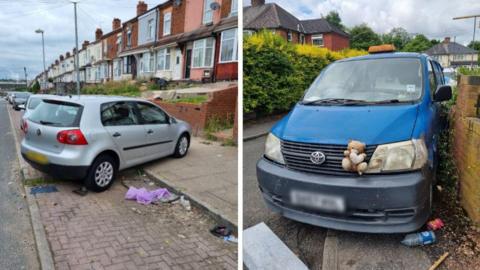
[143,138,238,229]
[243,222,309,270]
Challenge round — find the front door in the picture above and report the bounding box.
[135,101,176,159]
[185,49,192,79]
[100,101,146,167]
[131,56,137,79]
[173,48,183,80]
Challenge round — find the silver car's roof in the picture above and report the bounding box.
[39,95,145,106]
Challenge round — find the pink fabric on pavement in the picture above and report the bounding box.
[125,187,171,205]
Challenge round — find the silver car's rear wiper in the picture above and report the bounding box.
[302,98,370,105]
[39,120,60,126]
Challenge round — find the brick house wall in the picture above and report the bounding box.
[105,30,121,60]
[172,0,186,35]
[304,32,349,51]
[214,32,238,81]
[151,86,237,135]
[123,20,139,51]
[220,0,232,18]
[452,75,480,224]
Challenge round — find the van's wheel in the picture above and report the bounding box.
[173,134,189,158]
[84,155,117,192]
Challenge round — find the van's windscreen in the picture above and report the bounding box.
[303,58,423,104]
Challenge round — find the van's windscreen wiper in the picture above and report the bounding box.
[302,98,371,105]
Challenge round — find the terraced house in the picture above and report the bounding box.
[40,0,238,90]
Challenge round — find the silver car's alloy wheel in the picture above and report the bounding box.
[94,161,113,187]
[179,136,188,155]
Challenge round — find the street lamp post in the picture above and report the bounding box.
[453,14,480,69]
[72,0,80,96]
[35,29,47,91]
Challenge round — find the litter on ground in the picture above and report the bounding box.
[125,187,176,205]
[30,185,58,195]
[401,231,436,247]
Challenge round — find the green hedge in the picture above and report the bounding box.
[243,31,367,115]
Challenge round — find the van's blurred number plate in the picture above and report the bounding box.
[26,151,49,165]
[290,190,345,213]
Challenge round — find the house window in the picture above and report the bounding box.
[203,0,213,25]
[220,28,238,63]
[114,59,122,77]
[127,29,132,47]
[116,35,122,52]
[230,0,238,16]
[163,13,171,36]
[287,31,292,42]
[157,48,171,71]
[149,52,155,72]
[300,34,305,44]
[148,19,155,40]
[123,56,132,74]
[192,38,214,68]
[312,34,324,47]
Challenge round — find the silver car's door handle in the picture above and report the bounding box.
[147,129,154,134]
[112,132,121,137]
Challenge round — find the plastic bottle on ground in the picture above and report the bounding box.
[401,231,436,246]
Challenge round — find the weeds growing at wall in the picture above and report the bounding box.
[83,81,141,96]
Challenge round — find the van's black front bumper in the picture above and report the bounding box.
[256,157,432,233]
[22,153,89,180]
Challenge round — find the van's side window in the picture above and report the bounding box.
[428,61,437,97]
[101,102,139,126]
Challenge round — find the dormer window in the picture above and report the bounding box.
[203,0,213,24]
[163,12,171,36]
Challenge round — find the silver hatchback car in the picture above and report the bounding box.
[21,95,192,192]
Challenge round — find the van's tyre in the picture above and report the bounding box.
[84,155,117,192]
[173,134,190,158]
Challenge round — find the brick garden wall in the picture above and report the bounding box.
[453,75,480,224]
[152,86,238,136]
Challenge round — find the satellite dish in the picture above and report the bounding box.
[210,2,220,10]
[173,0,182,7]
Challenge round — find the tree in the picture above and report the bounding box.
[468,41,480,51]
[32,81,40,93]
[325,11,345,31]
[402,34,432,52]
[381,27,411,50]
[430,39,441,46]
[349,23,382,50]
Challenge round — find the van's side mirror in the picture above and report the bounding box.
[433,85,452,102]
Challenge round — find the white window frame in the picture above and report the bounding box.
[230,0,238,16]
[202,0,213,25]
[192,38,215,68]
[163,12,171,36]
[156,48,171,71]
[287,31,293,42]
[312,34,324,47]
[127,29,132,47]
[219,28,238,63]
[148,19,155,40]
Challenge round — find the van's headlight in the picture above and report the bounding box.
[264,133,285,164]
[366,139,427,173]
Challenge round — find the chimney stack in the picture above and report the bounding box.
[95,28,103,41]
[55,60,59,65]
[137,1,148,16]
[73,48,77,54]
[443,37,451,43]
[59,55,64,61]
[82,40,90,50]
[251,0,265,7]
[112,18,121,30]
[66,52,71,58]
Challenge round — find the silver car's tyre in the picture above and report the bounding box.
[173,134,190,158]
[85,155,117,192]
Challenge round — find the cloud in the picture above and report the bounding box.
[245,0,480,45]
[0,0,160,80]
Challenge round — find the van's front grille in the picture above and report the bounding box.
[281,140,377,176]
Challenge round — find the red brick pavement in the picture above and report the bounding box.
[34,179,237,270]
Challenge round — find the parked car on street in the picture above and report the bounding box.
[7,92,20,104]
[21,95,192,192]
[257,45,452,233]
[19,94,56,131]
[12,92,31,110]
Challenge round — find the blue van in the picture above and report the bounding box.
[256,48,452,233]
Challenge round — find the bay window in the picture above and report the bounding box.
[220,28,238,63]
[157,48,171,71]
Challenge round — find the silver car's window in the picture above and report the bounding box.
[304,58,423,103]
[136,102,168,124]
[15,92,30,99]
[28,97,42,110]
[101,102,139,126]
[29,100,82,127]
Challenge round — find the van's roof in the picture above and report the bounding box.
[337,52,431,63]
[40,95,143,105]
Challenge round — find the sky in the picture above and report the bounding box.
[0,0,164,80]
[245,0,480,46]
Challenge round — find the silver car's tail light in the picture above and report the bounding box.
[57,129,88,145]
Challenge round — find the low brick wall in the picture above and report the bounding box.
[453,75,480,224]
[152,86,237,136]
